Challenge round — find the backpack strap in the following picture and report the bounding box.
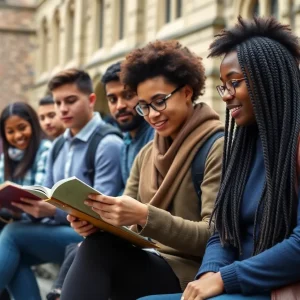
[85,123,123,186]
[191,131,224,208]
[51,135,65,163]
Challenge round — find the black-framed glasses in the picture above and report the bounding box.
[216,78,245,97]
[135,85,185,117]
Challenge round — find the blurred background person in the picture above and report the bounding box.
[38,95,65,140]
[0,102,51,299]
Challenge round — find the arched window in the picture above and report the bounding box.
[253,0,260,16]
[98,0,104,48]
[165,0,171,23]
[118,0,125,40]
[66,0,75,61]
[41,19,48,72]
[290,0,295,29]
[53,10,60,66]
[165,0,182,23]
[176,0,182,18]
[271,0,279,18]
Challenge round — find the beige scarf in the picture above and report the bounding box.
[139,103,224,210]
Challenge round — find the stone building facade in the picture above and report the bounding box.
[2,0,300,117]
[0,0,35,111]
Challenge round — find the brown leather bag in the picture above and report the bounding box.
[271,140,300,300]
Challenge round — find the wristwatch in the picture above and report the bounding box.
[46,288,61,300]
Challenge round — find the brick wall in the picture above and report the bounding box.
[0,3,36,111]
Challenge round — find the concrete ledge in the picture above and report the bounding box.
[0,27,36,34]
[159,17,226,41]
[0,3,36,11]
[84,17,226,70]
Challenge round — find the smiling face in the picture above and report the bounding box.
[52,83,96,136]
[4,115,32,150]
[136,76,193,140]
[106,80,144,134]
[220,51,256,126]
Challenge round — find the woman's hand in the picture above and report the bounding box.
[12,198,56,218]
[84,194,148,227]
[67,215,98,237]
[182,272,224,300]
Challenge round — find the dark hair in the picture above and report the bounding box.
[48,68,93,95]
[210,16,300,254]
[39,95,54,106]
[101,62,122,86]
[0,102,42,180]
[120,40,205,101]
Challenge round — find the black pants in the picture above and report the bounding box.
[60,232,182,300]
[53,243,78,290]
[46,243,78,299]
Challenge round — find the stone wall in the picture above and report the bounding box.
[31,0,300,117]
[0,1,36,111]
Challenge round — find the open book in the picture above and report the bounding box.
[0,181,41,212]
[23,177,158,249]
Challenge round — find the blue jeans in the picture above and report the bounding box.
[138,293,270,300]
[0,221,83,300]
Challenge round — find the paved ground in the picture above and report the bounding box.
[35,264,59,300]
[37,277,53,300]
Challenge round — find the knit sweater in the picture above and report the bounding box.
[124,136,224,290]
[197,138,300,295]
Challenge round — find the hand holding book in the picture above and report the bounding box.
[67,215,98,237]
[84,194,149,228]
[12,197,56,218]
[0,177,156,248]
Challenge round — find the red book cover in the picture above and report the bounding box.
[0,183,40,212]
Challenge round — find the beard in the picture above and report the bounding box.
[116,112,145,132]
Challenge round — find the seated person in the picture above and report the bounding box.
[0,101,51,222]
[0,102,51,300]
[37,95,65,140]
[0,69,123,300]
[139,16,300,300]
[46,61,154,300]
[60,40,224,300]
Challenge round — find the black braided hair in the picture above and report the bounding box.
[209,16,300,254]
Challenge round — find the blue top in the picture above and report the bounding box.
[0,139,52,186]
[197,138,300,295]
[121,121,154,188]
[43,112,123,224]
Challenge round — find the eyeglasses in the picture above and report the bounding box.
[135,85,185,117]
[216,78,245,97]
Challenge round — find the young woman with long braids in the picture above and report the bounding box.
[139,16,300,300]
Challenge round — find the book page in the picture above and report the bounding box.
[51,177,102,219]
[22,186,51,199]
[0,181,21,190]
[48,177,157,248]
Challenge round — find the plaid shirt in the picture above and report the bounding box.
[0,139,52,186]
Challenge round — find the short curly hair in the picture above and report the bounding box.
[120,40,205,101]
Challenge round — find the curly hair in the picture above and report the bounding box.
[120,40,205,101]
[209,16,300,254]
